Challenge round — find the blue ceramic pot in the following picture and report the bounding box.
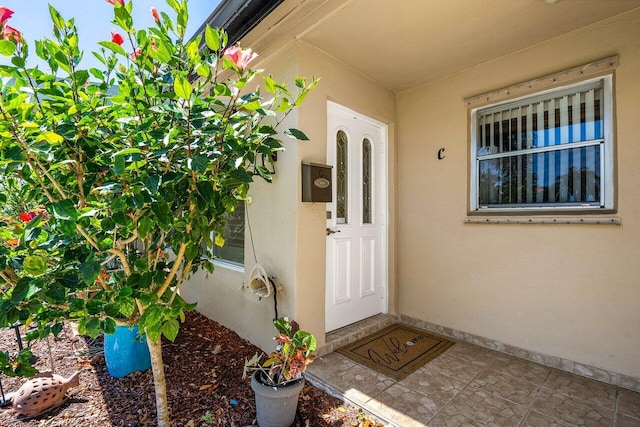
[103,325,151,378]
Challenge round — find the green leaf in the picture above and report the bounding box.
[50,199,78,221]
[138,216,153,239]
[36,131,64,145]
[101,318,117,335]
[162,319,179,342]
[105,302,121,318]
[79,256,101,285]
[230,169,253,183]
[114,3,133,32]
[11,278,41,303]
[85,317,102,338]
[264,76,277,94]
[285,128,309,141]
[140,304,163,328]
[145,323,162,342]
[113,155,125,175]
[196,181,214,203]
[204,26,221,51]
[151,201,171,229]
[214,234,224,247]
[142,175,161,194]
[117,296,135,317]
[174,75,192,100]
[98,41,126,56]
[23,256,47,276]
[0,40,16,56]
[189,155,208,173]
[114,147,142,156]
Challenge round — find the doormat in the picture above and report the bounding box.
[336,324,454,381]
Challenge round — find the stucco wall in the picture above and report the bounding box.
[396,9,640,378]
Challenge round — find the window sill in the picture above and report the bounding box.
[464,216,620,225]
[212,260,245,273]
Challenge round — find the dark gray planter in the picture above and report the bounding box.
[251,371,304,427]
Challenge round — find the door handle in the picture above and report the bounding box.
[326,228,341,236]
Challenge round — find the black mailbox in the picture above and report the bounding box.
[301,162,332,202]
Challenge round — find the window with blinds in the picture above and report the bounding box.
[471,76,613,211]
[212,201,245,265]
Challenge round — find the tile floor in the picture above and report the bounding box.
[306,320,640,427]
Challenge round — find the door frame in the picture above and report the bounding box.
[325,101,389,332]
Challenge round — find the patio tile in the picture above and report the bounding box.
[421,353,486,383]
[531,387,614,426]
[327,363,395,405]
[616,413,640,427]
[544,370,617,409]
[427,411,483,427]
[488,354,551,385]
[444,342,496,367]
[305,352,354,380]
[618,388,640,419]
[367,382,436,426]
[521,410,572,426]
[432,385,528,426]
[470,370,541,406]
[399,365,466,410]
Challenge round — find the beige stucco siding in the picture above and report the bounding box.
[396,9,640,377]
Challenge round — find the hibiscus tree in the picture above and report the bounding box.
[0,1,317,425]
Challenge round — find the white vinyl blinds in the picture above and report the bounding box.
[473,77,611,210]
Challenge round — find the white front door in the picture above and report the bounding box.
[325,102,387,332]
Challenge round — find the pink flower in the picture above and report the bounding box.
[150,7,160,23]
[2,25,20,43]
[0,7,13,25]
[106,0,124,5]
[129,47,142,61]
[223,45,258,71]
[111,31,124,46]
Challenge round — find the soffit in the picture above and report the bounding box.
[268,0,640,92]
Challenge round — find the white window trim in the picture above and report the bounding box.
[469,74,614,213]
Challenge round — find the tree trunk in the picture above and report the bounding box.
[147,335,170,426]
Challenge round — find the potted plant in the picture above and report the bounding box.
[243,318,316,427]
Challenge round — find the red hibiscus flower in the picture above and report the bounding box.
[106,0,124,6]
[111,31,124,46]
[0,6,13,25]
[150,7,160,23]
[19,211,35,222]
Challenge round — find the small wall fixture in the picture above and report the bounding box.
[301,162,333,202]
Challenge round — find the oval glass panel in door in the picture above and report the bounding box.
[362,138,372,224]
[336,130,348,224]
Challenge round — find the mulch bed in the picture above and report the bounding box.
[0,311,383,426]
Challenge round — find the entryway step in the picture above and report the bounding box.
[317,314,398,357]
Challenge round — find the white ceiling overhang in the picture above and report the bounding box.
[240,0,640,93]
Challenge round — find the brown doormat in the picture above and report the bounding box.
[336,324,454,381]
